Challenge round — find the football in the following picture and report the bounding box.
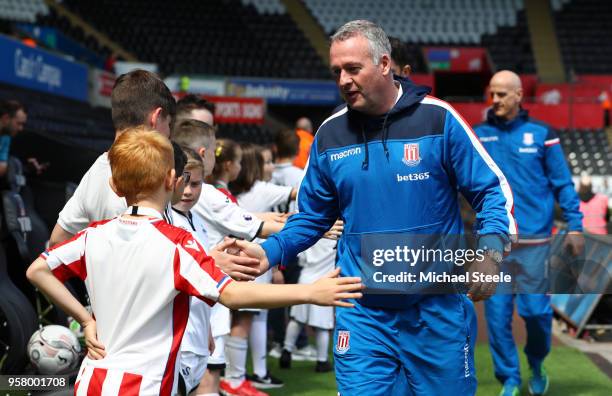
[27,325,82,374]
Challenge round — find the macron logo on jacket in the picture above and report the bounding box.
[330,147,362,162]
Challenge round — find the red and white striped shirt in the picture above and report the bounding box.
[42,212,231,396]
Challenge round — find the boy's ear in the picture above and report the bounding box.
[109,177,125,197]
[165,169,176,191]
[149,107,163,128]
[198,147,206,159]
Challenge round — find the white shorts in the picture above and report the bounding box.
[207,335,226,366]
[179,351,207,393]
[290,304,334,330]
[210,304,230,337]
[253,309,268,323]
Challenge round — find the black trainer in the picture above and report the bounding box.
[246,372,284,389]
[279,349,292,369]
[315,360,333,373]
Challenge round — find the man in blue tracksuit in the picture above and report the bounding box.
[258,21,517,395]
[475,70,584,396]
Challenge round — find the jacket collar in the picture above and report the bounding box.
[486,107,529,129]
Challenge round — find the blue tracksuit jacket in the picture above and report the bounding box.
[475,109,583,241]
[262,77,517,309]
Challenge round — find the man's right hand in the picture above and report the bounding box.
[226,237,271,275]
[210,238,262,281]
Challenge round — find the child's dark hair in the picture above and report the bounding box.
[210,138,240,181]
[229,143,263,195]
[172,141,187,176]
[275,129,299,159]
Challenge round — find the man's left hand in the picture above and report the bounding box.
[564,231,585,256]
[466,255,500,302]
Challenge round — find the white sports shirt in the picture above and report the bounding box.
[172,208,212,356]
[237,180,292,284]
[271,163,304,213]
[58,153,127,235]
[43,208,231,396]
[236,180,293,213]
[193,183,263,246]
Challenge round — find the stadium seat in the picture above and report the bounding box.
[554,0,612,74]
[217,123,276,146]
[0,0,48,23]
[302,0,534,74]
[0,83,115,153]
[561,129,611,175]
[303,0,524,43]
[59,0,329,78]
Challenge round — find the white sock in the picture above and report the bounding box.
[196,394,219,396]
[225,336,247,387]
[316,329,330,362]
[283,319,303,352]
[250,311,268,378]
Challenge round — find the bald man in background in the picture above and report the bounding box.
[293,117,314,169]
[475,70,584,396]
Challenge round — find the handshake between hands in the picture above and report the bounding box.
[210,237,363,308]
[209,237,269,281]
[210,217,345,281]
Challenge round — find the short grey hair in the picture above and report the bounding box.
[331,20,391,65]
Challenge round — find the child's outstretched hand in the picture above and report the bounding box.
[324,219,344,240]
[211,238,261,281]
[83,319,106,360]
[308,268,363,307]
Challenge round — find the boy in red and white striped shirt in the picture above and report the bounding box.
[27,128,363,396]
